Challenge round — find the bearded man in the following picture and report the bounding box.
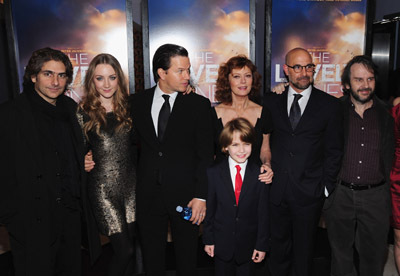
[324,55,394,276]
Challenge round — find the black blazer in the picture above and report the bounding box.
[130,87,214,211]
[202,158,269,264]
[263,87,344,206]
[0,92,101,272]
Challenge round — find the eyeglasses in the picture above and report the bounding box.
[286,64,315,73]
[39,70,68,79]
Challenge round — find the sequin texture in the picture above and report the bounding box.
[78,111,136,236]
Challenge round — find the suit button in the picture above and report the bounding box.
[289,152,294,157]
[37,174,42,179]
[232,232,235,235]
[159,152,163,157]
[56,173,61,177]
[291,133,295,137]
[236,218,239,221]
[233,204,237,207]
[36,218,41,223]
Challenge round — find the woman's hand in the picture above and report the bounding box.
[259,163,273,184]
[84,150,95,172]
[183,84,196,95]
[271,82,288,94]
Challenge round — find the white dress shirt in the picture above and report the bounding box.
[286,85,312,115]
[228,156,248,190]
[151,83,178,136]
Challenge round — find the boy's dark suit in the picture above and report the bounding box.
[203,158,269,272]
[130,87,214,275]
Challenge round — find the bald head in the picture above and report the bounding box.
[283,48,314,93]
[285,48,312,65]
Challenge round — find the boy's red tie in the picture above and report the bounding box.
[235,165,242,204]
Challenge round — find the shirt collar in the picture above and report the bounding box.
[228,156,248,171]
[155,83,178,101]
[288,84,312,100]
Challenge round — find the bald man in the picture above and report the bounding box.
[263,48,344,276]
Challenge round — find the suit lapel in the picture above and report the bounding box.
[219,160,236,203]
[142,88,159,144]
[278,90,292,130]
[162,92,184,142]
[294,88,322,131]
[238,162,257,203]
[15,95,44,172]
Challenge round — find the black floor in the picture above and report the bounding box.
[0,228,331,276]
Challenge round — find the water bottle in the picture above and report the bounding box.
[176,205,192,221]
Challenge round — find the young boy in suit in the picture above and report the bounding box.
[203,117,270,276]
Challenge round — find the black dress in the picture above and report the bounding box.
[212,106,273,165]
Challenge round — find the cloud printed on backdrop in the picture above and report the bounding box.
[148,0,251,103]
[11,0,128,101]
[271,0,367,97]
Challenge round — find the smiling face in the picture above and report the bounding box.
[93,64,119,102]
[229,66,253,98]
[225,131,252,164]
[31,60,68,105]
[347,63,375,104]
[283,49,314,93]
[158,55,190,94]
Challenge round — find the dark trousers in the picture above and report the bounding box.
[138,200,199,276]
[9,203,81,276]
[268,185,323,276]
[324,183,390,276]
[215,256,255,276]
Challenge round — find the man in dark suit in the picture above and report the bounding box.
[324,55,394,276]
[0,48,100,275]
[130,44,214,276]
[203,118,269,276]
[263,48,343,276]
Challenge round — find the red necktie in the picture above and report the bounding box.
[235,165,242,205]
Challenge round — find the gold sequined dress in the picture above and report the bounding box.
[79,111,136,236]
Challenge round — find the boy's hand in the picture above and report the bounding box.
[252,249,265,263]
[84,150,95,172]
[258,163,273,184]
[204,245,214,257]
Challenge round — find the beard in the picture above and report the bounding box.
[290,76,312,90]
[350,87,375,104]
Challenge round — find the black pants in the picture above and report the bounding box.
[214,256,255,276]
[324,183,390,276]
[268,186,323,276]
[138,199,199,276]
[9,203,81,276]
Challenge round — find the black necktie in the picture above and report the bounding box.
[158,94,170,141]
[289,94,302,130]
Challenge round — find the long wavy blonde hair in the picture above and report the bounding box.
[79,53,132,138]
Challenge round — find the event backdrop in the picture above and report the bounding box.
[10,0,130,102]
[271,0,368,97]
[147,0,251,103]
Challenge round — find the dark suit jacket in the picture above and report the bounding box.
[130,87,214,213]
[202,158,269,264]
[263,87,344,206]
[0,92,101,273]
